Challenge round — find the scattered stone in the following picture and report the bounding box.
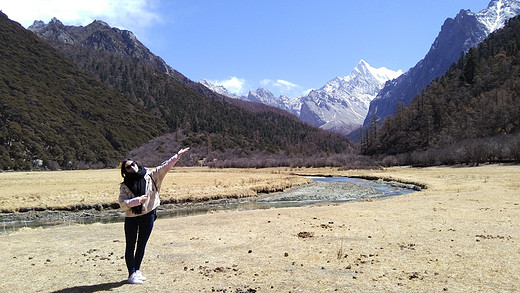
[408,271,423,280]
[475,234,510,241]
[297,231,314,238]
[398,243,416,250]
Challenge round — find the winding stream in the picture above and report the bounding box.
[1,176,419,235]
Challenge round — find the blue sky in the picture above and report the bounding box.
[1,0,492,97]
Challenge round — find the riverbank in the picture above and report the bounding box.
[0,167,414,229]
[2,164,520,292]
[0,167,312,213]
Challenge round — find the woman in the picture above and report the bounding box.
[118,147,190,284]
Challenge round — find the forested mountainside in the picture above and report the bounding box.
[0,12,168,170]
[1,13,354,170]
[28,17,353,168]
[362,16,520,166]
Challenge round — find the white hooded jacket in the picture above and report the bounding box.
[118,154,180,217]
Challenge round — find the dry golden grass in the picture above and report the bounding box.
[0,169,120,211]
[0,167,311,211]
[161,167,312,203]
[2,164,520,292]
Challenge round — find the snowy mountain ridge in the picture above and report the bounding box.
[202,0,520,136]
[365,0,520,126]
[199,79,237,99]
[478,0,520,33]
[200,60,401,135]
[299,60,402,134]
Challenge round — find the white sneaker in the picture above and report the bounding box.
[134,270,147,281]
[128,272,144,284]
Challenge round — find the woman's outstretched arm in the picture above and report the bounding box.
[152,147,190,186]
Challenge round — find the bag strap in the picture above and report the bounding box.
[150,176,158,191]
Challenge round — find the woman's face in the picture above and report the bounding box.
[125,161,138,173]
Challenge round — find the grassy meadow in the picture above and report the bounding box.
[0,167,312,212]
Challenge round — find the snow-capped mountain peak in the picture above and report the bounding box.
[352,60,372,79]
[199,80,302,115]
[299,60,402,134]
[199,79,238,99]
[244,88,302,115]
[352,59,403,84]
[320,60,402,97]
[478,0,520,33]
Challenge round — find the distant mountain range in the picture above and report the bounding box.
[201,60,402,135]
[298,61,402,134]
[3,0,519,170]
[200,0,520,137]
[199,80,302,115]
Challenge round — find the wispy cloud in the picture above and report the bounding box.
[275,79,299,89]
[261,78,307,97]
[0,0,160,32]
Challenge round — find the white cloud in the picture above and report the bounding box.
[211,77,247,95]
[274,79,298,89]
[262,78,300,91]
[302,88,313,95]
[260,79,273,86]
[261,78,306,97]
[0,0,160,34]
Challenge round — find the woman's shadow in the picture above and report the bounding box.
[51,280,126,293]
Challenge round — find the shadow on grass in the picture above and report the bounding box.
[51,280,126,293]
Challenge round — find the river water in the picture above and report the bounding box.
[1,176,419,235]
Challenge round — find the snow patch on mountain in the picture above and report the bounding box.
[199,79,237,99]
[478,0,520,33]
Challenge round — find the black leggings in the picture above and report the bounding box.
[124,210,155,276]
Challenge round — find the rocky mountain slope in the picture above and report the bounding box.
[362,14,520,166]
[299,60,401,134]
[364,0,520,126]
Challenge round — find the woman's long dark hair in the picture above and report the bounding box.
[120,159,132,178]
[120,159,145,215]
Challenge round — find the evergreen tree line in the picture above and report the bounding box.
[362,16,520,166]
